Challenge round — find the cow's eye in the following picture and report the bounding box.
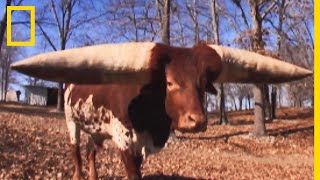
[167,81,179,91]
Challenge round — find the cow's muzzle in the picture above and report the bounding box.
[179,113,207,133]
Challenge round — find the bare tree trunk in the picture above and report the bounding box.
[271,0,286,120]
[193,1,199,43]
[239,96,243,111]
[252,84,266,136]
[1,67,4,100]
[278,87,282,107]
[250,0,266,136]
[271,86,277,119]
[204,92,208,121]
[219,84,228,124]
[1,65,3,100]
[57,82,64,110]
[56,38,66,111]
[161,0,170,45]
[186,0,199,43]
[270,85,276,117]
[4,56,10,101]
[245,99,248,110]
[4,63,9,101]
[264,84,272,120]
[0,0,13,101]
[211,0,228,124]
[232,96,237,111]
[53,0,74,112]
[299,98,302,108]
[0,0,12,51]
[1,53,13,101]
[215,98,219,111]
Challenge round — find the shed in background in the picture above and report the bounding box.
[24,86,58,106]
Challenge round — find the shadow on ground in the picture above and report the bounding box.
[143,175,197,180]
[97,175,196,180]
[268,126,314,137]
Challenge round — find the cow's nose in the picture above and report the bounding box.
[188,114,197,124]
[187,114,205,128]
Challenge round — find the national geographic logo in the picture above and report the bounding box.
[6,6,35,46]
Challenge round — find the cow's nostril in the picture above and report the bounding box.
[183,114,207,132]
[188,115,196,124]
[188,115,197,127]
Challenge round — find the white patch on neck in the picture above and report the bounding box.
[108,117,132,151]
[132,131,161,159]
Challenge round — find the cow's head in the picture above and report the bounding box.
[162,44,221,132]
[11,42,312,133]
[164,53,207,132]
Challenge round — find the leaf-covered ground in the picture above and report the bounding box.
[0,102,313,179]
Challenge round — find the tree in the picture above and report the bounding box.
[186,0,200,43]
[0,0,24,101]
[261,0,313,109]
[0,0,12,52]
[34,0,107,111]
[0,45,18,101]
[98,0,160,43]
[160,0,170,45]
[237,84,252,111]
[210,0,228,125]
[249,0,269,136]
[281,0,313,107]
[0,0,24,52]
[272,0,286,119]
[230,0,278,136]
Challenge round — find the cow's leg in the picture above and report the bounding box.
[120,149,143,180]
[86,137,98,180]
[66,120,82,180]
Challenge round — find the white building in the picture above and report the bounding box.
[24,86,58,106]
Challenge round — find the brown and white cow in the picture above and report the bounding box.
[11,42,312,179]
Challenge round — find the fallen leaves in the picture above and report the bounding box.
[0,103,314,179]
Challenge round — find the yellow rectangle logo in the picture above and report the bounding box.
[7,6,35,46]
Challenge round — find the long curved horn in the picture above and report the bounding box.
[11,42,165,84]
[209,45,312,83]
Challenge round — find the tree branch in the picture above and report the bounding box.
[231,0,250,29]
[261,1,277,20]
[302,19,314,49]
[69,12,108,31]
[49,0,62,36]
[36,22,57,51]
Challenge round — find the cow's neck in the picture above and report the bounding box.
[128,71,171,148]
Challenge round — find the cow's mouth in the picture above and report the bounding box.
[176,123,207,133]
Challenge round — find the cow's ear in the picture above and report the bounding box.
[11,42,169,84]
[205,83,217,95]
